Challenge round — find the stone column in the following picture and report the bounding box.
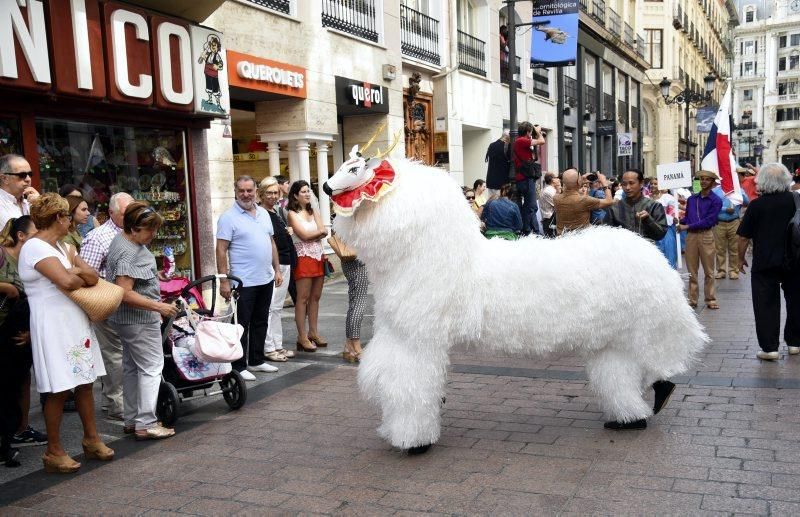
[296,140,311,184]
[267,141,281,177]
[316,142,331,233]
[287,142,299,183]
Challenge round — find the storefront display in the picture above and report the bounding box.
[35,118,193,276]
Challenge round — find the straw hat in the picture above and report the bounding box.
[63,279,124,322]
[695,170,720,180]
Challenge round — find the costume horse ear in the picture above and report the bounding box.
[349,145,361,160]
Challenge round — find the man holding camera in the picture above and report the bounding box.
[554,168,614,235]
[511,122,545,235]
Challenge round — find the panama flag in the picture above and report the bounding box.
[700,82,743,205]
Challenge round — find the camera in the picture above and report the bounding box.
[587,173,598,182]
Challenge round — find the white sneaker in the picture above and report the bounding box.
[756,351,780,361]
[239,370,256,381]
[788,347,800,355]
[248,363,278,373]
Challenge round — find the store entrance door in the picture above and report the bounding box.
[404,91,434,165]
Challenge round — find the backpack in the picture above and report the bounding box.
[787,193,800,266]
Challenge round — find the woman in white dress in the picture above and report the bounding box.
[19,193,113,473]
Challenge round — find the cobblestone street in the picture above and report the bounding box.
[2,272,799,515]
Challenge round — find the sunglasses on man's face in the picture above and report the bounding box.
[466,196,475,200]
[4,171,32,179]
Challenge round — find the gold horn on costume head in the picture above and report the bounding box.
[359,122,387,157]
[373,131,402,160]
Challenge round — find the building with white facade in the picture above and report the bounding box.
[200,0,560,234]
[733,0,800,173]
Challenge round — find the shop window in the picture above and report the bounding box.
[0,117,23,156]
[35,118,193,277]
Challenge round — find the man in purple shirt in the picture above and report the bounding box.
[679,170,724,309]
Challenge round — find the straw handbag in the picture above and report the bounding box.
[63,279,125,322]
[327,234,356,262]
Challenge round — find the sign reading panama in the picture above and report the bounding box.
[530,0,579,68]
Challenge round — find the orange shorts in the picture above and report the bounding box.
[294,256,324,280]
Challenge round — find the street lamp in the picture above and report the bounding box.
[659,73,716,166]
[736,128,764,166]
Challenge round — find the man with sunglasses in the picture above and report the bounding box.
[0,154,40,229]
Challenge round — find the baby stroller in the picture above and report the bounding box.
[157,274,247,426]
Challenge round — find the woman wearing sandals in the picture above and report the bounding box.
[18,194,113,473]
[340,248,368,362]
[287,181,328,352]
[106,202,178,440]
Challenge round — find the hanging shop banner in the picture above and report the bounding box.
[530,0,579,68]
[695,105,718,133]
[335,76,389,116]
[618,132,633,156]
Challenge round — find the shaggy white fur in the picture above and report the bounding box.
[330,159,708,450]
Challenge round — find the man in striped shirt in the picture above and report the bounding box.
[80,192,133,419]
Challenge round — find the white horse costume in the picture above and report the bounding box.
[324,149,708,454]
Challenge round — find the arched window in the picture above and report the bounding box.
[744,6,756,23]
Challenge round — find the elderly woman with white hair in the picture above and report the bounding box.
[257,176,295,361]
[737,162,800,361]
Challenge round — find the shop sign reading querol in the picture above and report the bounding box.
[0,0,229,117]
[335,76,389,116]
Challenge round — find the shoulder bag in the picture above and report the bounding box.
[513,147,542,181]
[61,245,124,322]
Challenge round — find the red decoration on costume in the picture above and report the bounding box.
[330,160,396,216]
[84,339,91,348]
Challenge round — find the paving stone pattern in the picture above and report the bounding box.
[2,274,799,515]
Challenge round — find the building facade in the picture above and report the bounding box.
[641,0,737,177]
[201,0,561,235]
[732,0,800,173]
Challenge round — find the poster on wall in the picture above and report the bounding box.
[618,133,633,156]
[530,0,579,68]
[695,105,718,133]
[191,26,230,116]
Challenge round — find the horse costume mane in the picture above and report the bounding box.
[325,153,707,453]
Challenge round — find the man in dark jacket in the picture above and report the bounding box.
[484,131,511,199]
[608,169,668,242]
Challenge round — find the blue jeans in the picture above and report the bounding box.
[515,179,541,235]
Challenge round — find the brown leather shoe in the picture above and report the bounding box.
[308,334,328,347]
[296,338,316,352]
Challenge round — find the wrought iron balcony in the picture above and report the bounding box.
[457,30,486,76]
[400,4,440,65]
[607,8,621,37]
[623,23,635,49]
[618,100,629,125]
[321,0,379,43]
[564,76,579,107]
[245,0,290,14]
[631,106,639,128]
[585,84,597,114]
[636,34,647,62]
[603,92,615,118]
[591,0,606,25]
[580,0,590,12]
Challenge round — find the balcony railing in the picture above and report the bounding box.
[457,30,486,76]
[673,3,683,29]
[245,0,290,14]
[623,23,635,49]
[580,0,590,12]
[607,8,621,37]
[631,106,639,128]
[400,4,440,65]
[778,93,800,102]
[591,0,606,25]
[501,55,522,88]
[636,34,647,62]
[321,0,379,43]
[564,76,579,106]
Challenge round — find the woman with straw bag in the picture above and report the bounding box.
[18,193,113,473]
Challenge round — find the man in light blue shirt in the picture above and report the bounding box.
[216,176,283,380]
[712,185,749,280]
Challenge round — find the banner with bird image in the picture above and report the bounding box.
[530,0,579,68]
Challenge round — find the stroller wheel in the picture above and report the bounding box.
[156,382,180,426]
[221,371,248,410]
